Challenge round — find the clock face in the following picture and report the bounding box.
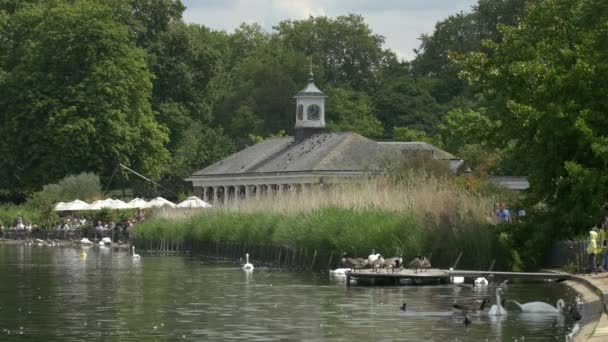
[307,104,320,120]
[297,104,304,120]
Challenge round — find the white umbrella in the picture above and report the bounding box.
[63,199,90,211]
[106,199,133,210]
[176,196,212,209]
[145,197,176,208]
[128,198,148,208]
[54,202,68,211]
[87,200,107,211]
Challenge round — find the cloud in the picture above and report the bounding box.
[182,0,477,61]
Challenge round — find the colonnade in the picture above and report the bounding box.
[194,183,314,205]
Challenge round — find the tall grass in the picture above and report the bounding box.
[135,175,511,269]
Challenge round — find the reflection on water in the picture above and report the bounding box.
[0,243,577,341]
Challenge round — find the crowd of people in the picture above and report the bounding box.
[0,209,146,242]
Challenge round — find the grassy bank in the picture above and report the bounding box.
[134,176,512,270]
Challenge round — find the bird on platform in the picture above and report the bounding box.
[474,277,489,287]
[132,246,140,259]
[409,255,423,274]
[400,303,407,312]
[242,253,254,271]
[421,256,431,272]
[368,249,381,264]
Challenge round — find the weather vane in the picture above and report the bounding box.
[308,56,312,75]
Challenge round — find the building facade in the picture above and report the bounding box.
[186,74,461,205]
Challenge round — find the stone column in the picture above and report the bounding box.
[202,187,208,202]
[213,186,218,205]
[245,185,250,200]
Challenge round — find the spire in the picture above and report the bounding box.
[308,56,314,82]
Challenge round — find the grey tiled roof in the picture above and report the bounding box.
[191,133,459,177]
[377,142,459,160]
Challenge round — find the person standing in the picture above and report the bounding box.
[587,227,600,274]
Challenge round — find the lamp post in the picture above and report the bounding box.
[464,166,472,190]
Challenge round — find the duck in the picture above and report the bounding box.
[453,298,489,313]
[400,303,407,311]
[367,249,381,264]
[449,267,465,284]
[80,248,87,259]
[510,299,565,313]
[474,277,489,286]
[132,246,140,259]
[464,314,472,327]
[487,288,507,316]
[242,253,254,271]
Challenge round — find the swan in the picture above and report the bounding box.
[242,253,254,271]
[474,277,488,286]
[101,237,112,245]
[329,268,351,276]
[132,246,140,259]
[80,238,93,245]
[368,249,381,264]
[510,299,565,313]
[487,288,507,316]
[449,267,465,284]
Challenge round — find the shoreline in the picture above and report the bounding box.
[564,274,608,341]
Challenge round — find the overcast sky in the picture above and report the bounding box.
[182,0,477,61]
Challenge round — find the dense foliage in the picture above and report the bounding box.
[0,0,529,199]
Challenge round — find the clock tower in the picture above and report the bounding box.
[294,71,327,143]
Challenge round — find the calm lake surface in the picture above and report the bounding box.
[0,243,578,341]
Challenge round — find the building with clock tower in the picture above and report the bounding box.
[186,73,462,204]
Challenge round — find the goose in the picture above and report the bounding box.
[453,298,489,313]
[510,299,565,313]
[409,255,423,274]
[367,249,381,264]
[449,267,465,284]
[474,277,489,286]
[242,253,254,271]
[487,288,507,316]
[420,256,431,272]
[132,246,140,259]
[384,256,403,272]
[340,253,368,270]
[371,255,385,272]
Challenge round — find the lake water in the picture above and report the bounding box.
[0,243,579,341]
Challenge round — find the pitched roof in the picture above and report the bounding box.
[377,142,459,160]
[294,74,326,97]
[190,134,459,177]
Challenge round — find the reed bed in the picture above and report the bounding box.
[134,175,510,269]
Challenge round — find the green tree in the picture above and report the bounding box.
[460,0,608,234]
[325,87,384,138]
[392,127,432,143]
[275,14,394,92]
[0,1,170,193]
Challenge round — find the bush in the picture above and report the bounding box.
[28,172,102,206]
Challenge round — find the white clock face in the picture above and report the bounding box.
[307,104,320,120]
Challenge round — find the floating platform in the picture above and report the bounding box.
[344,268,570,286]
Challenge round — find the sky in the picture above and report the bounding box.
[182,0,478,61]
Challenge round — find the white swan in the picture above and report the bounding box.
[488,288,507,316]
[474,277,489,286]
[449,267,465,284]
[329,268,351,276]
[132,246,140,259]
[80,238,93,245]
[101,237,112,245]
[242,253,254,271]
[511,299,565,313]
[368,249,381,264]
